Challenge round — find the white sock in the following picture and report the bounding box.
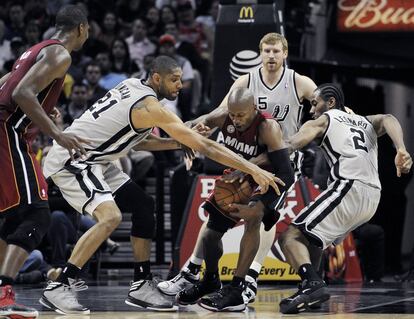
[189,255,203,265]
[250,261,262,274]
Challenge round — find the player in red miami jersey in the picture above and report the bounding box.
[173,87,294,311]
[0,5,89,318]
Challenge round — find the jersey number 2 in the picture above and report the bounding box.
[89,92,117,119]
[350,128,368,152]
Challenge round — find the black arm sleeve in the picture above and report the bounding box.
[251,148,295,230]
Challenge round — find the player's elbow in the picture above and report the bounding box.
[12,86,31,105]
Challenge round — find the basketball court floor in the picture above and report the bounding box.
[12,280,414,319]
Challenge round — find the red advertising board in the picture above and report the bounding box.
[337,0,414,32]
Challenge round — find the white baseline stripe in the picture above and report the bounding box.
[350,296,414,313]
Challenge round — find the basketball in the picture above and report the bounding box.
[213,178,253,212]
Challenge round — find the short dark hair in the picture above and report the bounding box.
[55,5,88,32]
[72,81,87,89]
[149,55,180,76]
[316,83,345,111]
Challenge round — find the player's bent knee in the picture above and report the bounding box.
[95,203,122,230]
[7,207,51,253]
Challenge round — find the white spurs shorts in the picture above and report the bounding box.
[292,179,381,249]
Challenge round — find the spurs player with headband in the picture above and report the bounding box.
[275,83,412,313]
[159,32,316,302]
[39,55,281,314]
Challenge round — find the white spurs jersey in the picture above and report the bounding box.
[248,66,303,139]
[320,109,381,189]
[43,79,156,178]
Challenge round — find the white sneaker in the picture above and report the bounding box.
[126,278,177,311]
[243,275,257,304]
[39,280,89,314]
[157,268,200,296]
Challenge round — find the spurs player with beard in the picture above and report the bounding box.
[158,33,317,303]
[39,55,281,314]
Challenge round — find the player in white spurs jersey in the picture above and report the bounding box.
[274,83,412,314]
[158,33,317,302]
[39,56,282,314]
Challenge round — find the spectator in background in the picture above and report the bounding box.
[67,49,93,82]
[126,19,157,71]
[4,3,25,40]
[145,6,163,43]
[61,82,89,126]
[0,20,12,73]
[158,34,194,121]
[83,61,107,105]
[164,21,210,107]
[96,50,127,90]
[98,12,119,49]
[116,0,149,33]
[160,5,177,26]
[110,37,140,76]
[195,0,218,61]
[24,20,41,47]
[3,36,26,72]
[176,2,209,60]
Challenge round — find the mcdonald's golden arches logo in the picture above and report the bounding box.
[238,6,254,23]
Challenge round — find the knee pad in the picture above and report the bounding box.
[115,182,155,239]
[130,194,155,238]
[7,207,51,253]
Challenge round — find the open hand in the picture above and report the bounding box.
[250,168,285,195]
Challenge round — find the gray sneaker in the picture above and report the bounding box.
[157,268,199,296]
[126,278,178,311]
[39,280,90,314]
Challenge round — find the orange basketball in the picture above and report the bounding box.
[213,179,253,212]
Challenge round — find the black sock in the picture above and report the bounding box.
[231,276,245,289]
[247,269,259,281]
[0,275,14,286]
[187,262,201,275]
[134,261,151,281]
[204,270,219,282]
[57,263,81,285]
[298,263,320,282]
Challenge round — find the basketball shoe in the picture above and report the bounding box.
[0,285,39,319]
[176,275,221,305]
[279,279,330,314]
[243,275,257,303]
[39,280,90,314]
[199,284,246,312]
[126,276,177,311]
[157,267,199,296]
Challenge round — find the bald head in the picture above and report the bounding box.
[228,87,254,110]
[227,87,257,132]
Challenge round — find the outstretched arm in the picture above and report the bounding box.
[367,114,412,176]
[131,97,283,194]
[287,115,329,153]
[132,134,182,151]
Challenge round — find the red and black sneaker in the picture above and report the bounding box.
[0,285,39,319]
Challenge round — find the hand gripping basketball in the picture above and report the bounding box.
[213,178,253,212]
